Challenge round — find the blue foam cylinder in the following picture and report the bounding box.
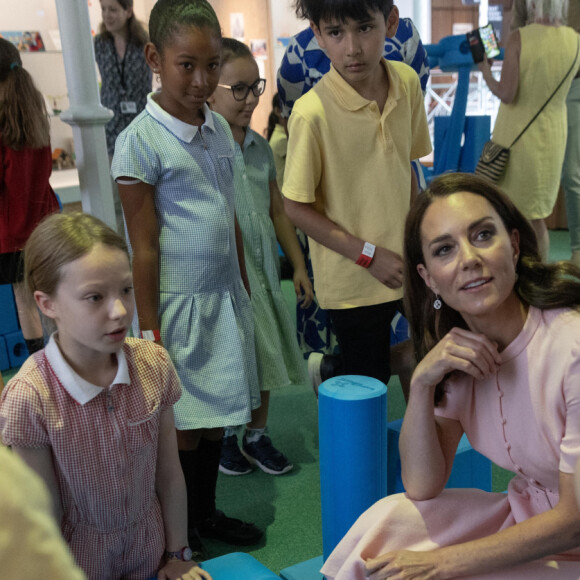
[319,375,387,561]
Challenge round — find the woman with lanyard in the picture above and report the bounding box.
[94,0,151,158]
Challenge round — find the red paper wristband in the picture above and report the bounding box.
[355,242,376,269]
[140,329,161,341]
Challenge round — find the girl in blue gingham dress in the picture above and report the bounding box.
[111,0,262,555]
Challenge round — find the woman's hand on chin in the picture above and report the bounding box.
[411,327,502,392]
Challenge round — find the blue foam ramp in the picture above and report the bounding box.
[387,418,492,495]
[319,376,387,561]
[280,555,324,580]
[200,552,278,579]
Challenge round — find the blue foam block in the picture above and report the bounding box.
[0,284,19,335]
[0,335,9,371]
[280,555,324,580]
[200,552,279,579]
[387,418,492,495]
[390,312,409,346]
[319,376,388,561]
[5,330,29,368]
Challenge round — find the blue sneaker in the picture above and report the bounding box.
[219,434,252,475]
[242,433,293,475]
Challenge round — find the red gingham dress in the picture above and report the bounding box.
[0,336,182,580]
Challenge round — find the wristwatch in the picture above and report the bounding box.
[165,546,193,561]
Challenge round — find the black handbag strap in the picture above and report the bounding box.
[509,37,580,148]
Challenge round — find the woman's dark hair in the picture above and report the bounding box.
[149,0,221,54]
[0,37,50,149]
[267,93,281,142]
[404,173,580,404]
[294,0,394,27]
[97,0,149,46]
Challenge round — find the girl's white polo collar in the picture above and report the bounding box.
[44,334,131,405]
[145,92,215,143]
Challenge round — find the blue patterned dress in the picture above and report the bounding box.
[112,96,260,429]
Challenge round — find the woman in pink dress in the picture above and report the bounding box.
[321,173,580,579]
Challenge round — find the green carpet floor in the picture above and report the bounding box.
[1,229,572,574]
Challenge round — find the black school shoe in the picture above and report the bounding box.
[196,509,263,546]
[187,527,209,562]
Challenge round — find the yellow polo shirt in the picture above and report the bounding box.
[283,59,432,309]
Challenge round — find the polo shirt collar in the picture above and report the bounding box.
[45,334,130,406]
[241,128,257,151]
[326,58,406,111]
[146,92,215,143]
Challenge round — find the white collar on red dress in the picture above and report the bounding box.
[44,334,131,405]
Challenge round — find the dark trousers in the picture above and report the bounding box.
[328,300,399,387]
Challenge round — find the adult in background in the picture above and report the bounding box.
[479,0,580,261]
[94,0,151,157]
[512,0,580,266]
[322,173,580,579]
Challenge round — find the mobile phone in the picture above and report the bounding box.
[466,24,500,64]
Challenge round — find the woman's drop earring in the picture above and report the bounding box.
[433,294,442,310]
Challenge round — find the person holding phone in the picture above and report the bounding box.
[478,0,580,262]
[512,0,580,268]
[467,24,500,65]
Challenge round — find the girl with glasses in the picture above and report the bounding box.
[209,38,314,477]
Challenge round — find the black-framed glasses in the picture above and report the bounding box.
[217,78,267,101]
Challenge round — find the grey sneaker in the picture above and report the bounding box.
[242,433,293,475]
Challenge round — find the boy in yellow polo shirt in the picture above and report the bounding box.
[283,0,431,387]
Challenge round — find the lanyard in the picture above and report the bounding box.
[114,43,127,91]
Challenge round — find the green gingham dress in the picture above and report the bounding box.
[233,129,307,391]
[112,95,260,429]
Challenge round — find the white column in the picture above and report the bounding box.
[54,0,116,229]
[413,0,431,44]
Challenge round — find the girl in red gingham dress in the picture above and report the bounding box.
[0,213,212,580]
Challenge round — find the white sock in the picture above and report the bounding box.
[224,426,239,438]
[245,427,265,443]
